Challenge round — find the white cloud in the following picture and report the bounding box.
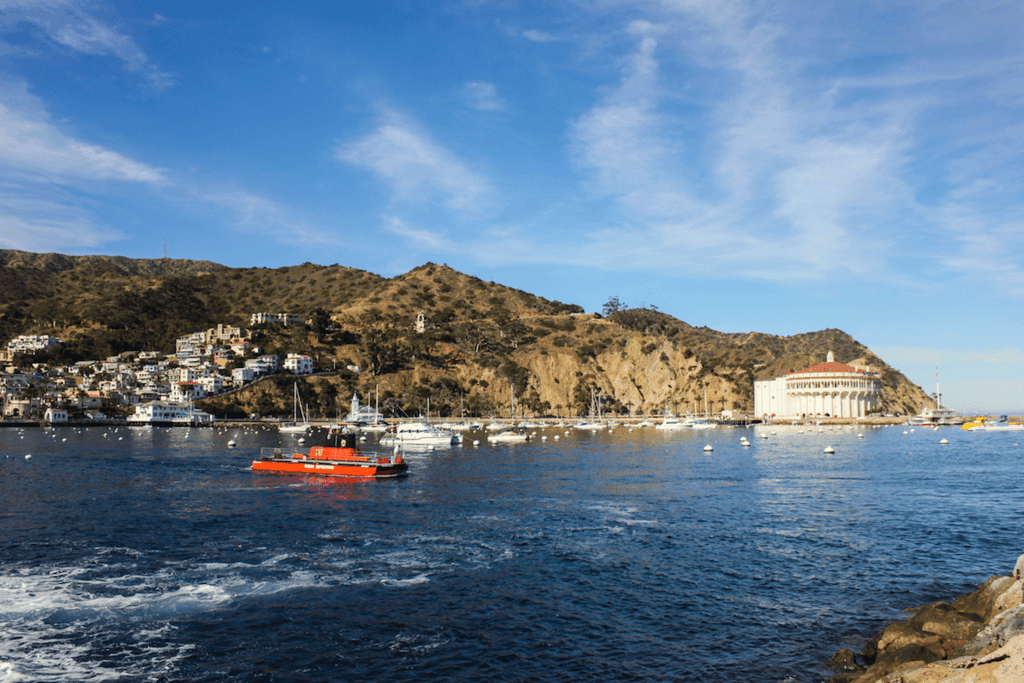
[462,81,506,111]
[383,216,451,250]
[194,187,349,247]
[0,76,167,184]
[336,111,492,211]
[523,29,558,42]
[558,2,936,281]
[958,349,1024,364]
[0,180,124,250]
[0,75,339,254]
[0,0,172,87]
[0,212,122,252]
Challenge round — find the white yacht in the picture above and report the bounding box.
[379,421,461,448]
[907,369,963,426]
[128,400,214,426]
[487,430,529,443]
[655,409,690,431]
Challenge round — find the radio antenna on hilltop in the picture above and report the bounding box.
[163,239,167,259]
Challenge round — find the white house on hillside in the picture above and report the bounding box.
[284,354,313,375]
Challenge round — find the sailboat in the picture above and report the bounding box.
[279,383,311,433]
[573,388,603,430]
[489,384,529,442]
[691,390,718,430]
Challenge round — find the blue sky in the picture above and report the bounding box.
[1,1,1023,413]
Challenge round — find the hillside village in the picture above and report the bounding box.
[0,316,319,420]
[0,250,934,422]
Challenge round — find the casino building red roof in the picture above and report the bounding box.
[793,361,871,375]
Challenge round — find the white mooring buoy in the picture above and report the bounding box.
[703,444,713,452]
[823,445,835,454]
[940,438,949,445]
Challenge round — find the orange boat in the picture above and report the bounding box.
[251,433,407,478]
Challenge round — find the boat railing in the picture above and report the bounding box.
[257,446,402,465]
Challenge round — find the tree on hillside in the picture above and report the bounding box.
[310,307,332,342]
[361,315,407,376]
[602,296,626,317]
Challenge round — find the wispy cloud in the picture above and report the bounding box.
[336,110,492,211]
[0,0,172,88]
[523,29,558,42]
[193,187,349,247]
[558,3,939,281]
[0,75,337,254]
[383,215,452,250]
[0,181,123,251]
[0,76,167,185]
[462,81,506,111]
[959,349,1024,364]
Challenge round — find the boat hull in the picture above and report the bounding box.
[251,445,408,478]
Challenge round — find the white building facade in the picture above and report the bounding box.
[754,351,881,420]
[284,354,314,375]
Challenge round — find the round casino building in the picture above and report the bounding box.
[754,351,882,420]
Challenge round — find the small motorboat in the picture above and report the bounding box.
[487,430,529,443]
[252,432,407,478]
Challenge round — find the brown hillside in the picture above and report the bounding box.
[0,250,931,418]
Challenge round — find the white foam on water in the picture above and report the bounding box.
[380,573,432,587]
[615,518,657,526]
[314,527,513,587]
[0,551,323,683]
[388,631,451,654]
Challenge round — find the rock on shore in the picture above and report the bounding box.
[828,554,1024,682]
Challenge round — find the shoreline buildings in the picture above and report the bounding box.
[754,351,881,420]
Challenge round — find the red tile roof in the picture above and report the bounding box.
[793,361,870,375]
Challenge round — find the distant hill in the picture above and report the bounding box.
[0,249,931,419]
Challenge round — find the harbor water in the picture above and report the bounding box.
[1,424,1022,682]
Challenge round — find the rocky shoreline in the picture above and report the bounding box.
[827,555,1024,682]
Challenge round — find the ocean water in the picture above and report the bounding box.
[1,423,1022,682]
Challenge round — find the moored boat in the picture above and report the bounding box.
[379,421,460,448]
[655,409,689,430]
[962,416,1024,431]
[252,433,407,478]
[278,383,311,433]
[127,400,214,426]
[487,430,529,443]
[907,369,964,426]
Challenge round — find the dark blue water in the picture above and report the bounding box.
[1,423,1022,682]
